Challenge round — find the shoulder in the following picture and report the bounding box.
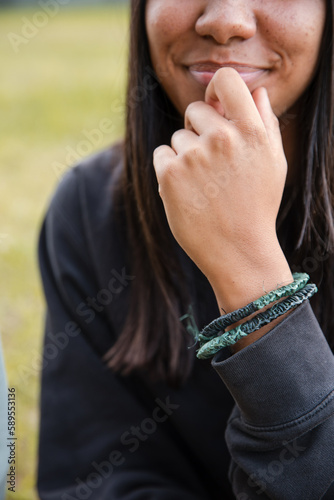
[47,142,124,225]
[38,142,130,357]
[39,142,127,285]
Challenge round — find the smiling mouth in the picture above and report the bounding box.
[188,63,269,87]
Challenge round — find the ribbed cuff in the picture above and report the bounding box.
[212,301,334,427]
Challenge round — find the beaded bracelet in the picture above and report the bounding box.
[199,273,310,342]
[197,283,318,360]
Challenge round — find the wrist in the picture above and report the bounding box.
[207,246,293,313]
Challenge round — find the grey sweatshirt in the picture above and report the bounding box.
[37,145,334,499]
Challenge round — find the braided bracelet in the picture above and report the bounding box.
[197,283,318,360]
[199,273,310,343]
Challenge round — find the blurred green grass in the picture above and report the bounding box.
[0,5,129,499]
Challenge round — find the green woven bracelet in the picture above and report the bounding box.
[199,273,310,342]
[197,283,318,359]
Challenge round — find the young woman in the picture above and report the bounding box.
[37,1,334,498]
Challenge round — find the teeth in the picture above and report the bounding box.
[188,66,267,87]
[189,64,264,73]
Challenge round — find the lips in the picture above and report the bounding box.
[188,62,269,87]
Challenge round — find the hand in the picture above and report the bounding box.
[153,68,292,312]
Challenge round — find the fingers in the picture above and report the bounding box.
[153,145,176,182]
[205,67,261,124]
[251,87,281,149]
[205,68,283,153]
[184,101,225,135]
[171,129,199,154]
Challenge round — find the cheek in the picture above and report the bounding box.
[285,2,325,61]
[147,6,174,43]
[267,4,325,111]
[268,6,324,60]
[146,3,185,63]
[290,17,324,63]
[146,0,200,80]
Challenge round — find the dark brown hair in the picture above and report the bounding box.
[105,0,334,385]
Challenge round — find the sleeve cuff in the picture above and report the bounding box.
[212,301,334,427]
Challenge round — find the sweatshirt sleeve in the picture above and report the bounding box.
[212,302,334,499]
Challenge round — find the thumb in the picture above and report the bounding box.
[252,87,281,148]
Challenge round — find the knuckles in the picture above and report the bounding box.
[185,101,203,116]
[184,101,205,128]
[206,125,234,151]
[180,146,205,166]
[170,129,184,146]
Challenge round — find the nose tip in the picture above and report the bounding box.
[195,2,257,45]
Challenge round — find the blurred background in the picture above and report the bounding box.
[0,0,129,498]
